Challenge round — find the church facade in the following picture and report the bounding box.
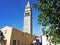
[0,1,32,45]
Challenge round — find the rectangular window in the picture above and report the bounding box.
[12,40,16,45]
[18,40,20,45]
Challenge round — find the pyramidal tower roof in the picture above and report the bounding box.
[26,1,30,8]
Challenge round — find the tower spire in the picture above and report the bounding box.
[26,1,30,8]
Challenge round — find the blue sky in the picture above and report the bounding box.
[0,0,42,36]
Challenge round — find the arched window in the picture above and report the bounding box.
[0,30,4,40]
[25,13,29,16]
[0,30,3,36]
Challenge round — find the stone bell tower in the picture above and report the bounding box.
[24,1,32,34]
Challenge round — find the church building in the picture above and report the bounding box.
[0,1,32,45]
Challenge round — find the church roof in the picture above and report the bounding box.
[26,1,30,8]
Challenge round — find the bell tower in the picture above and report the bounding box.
[24,1,32,34]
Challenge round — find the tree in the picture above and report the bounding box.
[33,0,60,44]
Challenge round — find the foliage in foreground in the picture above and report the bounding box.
[33,0,60,44]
